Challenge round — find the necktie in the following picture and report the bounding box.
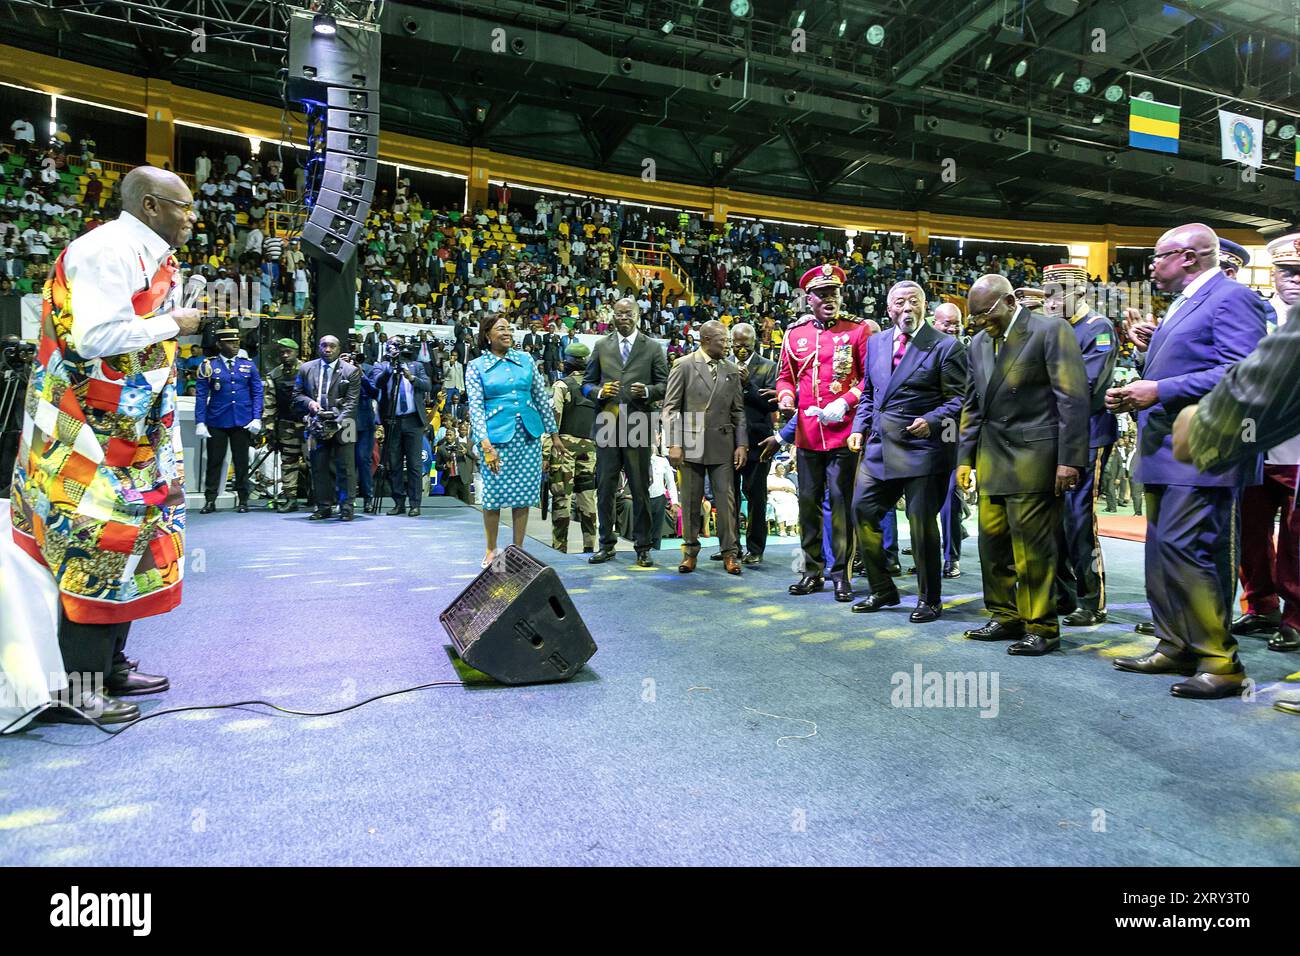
[708,359,718,382]
[1164,293,1187,324]
[892,331,909,370]
[992,337,1002,358]
[620,338,631,364]
[320,363,331,405]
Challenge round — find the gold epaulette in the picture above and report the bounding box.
[198,359,212,378]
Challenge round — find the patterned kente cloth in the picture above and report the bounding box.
[10,250,186,623]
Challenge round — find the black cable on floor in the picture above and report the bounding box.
[2,680,467,740]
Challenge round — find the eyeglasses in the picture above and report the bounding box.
[1149,248,1188,266]
[967,294,1013,321]
[148,195,195,213]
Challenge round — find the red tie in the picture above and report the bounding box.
[892,331,908,370]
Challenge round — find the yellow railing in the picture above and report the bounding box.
[620,241,695,304]
[267,205,307,238]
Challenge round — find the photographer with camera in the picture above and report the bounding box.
[261,337,307,512]
[0,334,35,497]
[195,325,263,514]
[370,336,431,517]
[292,334,360,521]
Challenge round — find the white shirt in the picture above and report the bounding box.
[65,212,180,360]
[11,119,35,142]
[1166,266,1221,321]
[617,328,639,357]
[648,455,678,504]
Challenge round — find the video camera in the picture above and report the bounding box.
[1,339,36,371]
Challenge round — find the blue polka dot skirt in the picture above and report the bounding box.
[480,414,544,510]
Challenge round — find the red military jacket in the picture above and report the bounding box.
[775,314,871,451]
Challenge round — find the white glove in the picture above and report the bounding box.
[820,397,849,424]
[195,423,211,439]
[802,406,823,420]
[246,418,262,435]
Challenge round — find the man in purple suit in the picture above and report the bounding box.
[1107,223,1268,699]
[848,281,967,622]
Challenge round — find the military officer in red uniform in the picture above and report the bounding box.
[776,263,872,601]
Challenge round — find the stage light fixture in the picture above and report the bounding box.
[709,74,724,90]
[1047,140,1061,153]
[866,24,885,46]
[1161,163,1175,175]
[627,1,645,16]
[783,89,798,104]
[1073,76,1092,94]
[925,116,940,131]
[794,9,806,28]
[661,20,674,33]
[1264,118,1277,135]
[1136,91,1154,100]
[1103,84,1124,102]
[619,57,634,74]
[1091,112,1105,124]
[1213,173,1226,185]
[730,0,750,16]
[510,36,526,54]
[1013,59,1027,79]
[1104,152,1118,166]
[991,128,1006,142]
[1050,71,1065,87]
[313,12,337,35]
[1280,123,1297,139]
[837,19,848,37]
[982,52,994,70]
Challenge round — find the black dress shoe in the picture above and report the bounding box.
[902,546,913,555]
[1134,621,1155,636]
[309,509,333,520]
[1269,626,1300,652]
[788,575,824,595]
[964,620,1026,641]
[279,500,300,514]
[910,603,942,623]
[742,552,762,565]
[851,593,900,613]
[583,546,595,554]
[407,507,421,517]
[386,504,406,516]
[833,578,854,602]
[340,507,355,521]
[1112,650,1197,676]
[1274,696,1300,715]
[1009,634,1059,656]
[1063,608,1107,626]
[236,499,249,513]
[105,662,170,696]
[588,549,616,564]
[1170,671,1246,699]
[885,561,902,576]
[1056,602,1078,617]
[1231,611,1282,636]
[199,500,217,514]
[905,565,917,575]
[709,551,725,561]
[36,688,139,725]
[942,562,961,578]
[635,551,654,568]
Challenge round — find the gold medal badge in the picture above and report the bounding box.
[832,342,852,380]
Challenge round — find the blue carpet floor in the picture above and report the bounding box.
[2,498,1298,866]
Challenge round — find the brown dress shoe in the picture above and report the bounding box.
[678,554,697,573]
[723,554,742,575]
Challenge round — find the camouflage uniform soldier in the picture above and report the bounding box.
[544,342,598,553]
[263,337,308,511]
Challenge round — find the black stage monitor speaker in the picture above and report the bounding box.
[440,547,597,685]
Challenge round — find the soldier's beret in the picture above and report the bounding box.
[565,343,590,359]
[275,338,299,349]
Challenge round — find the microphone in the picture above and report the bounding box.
[182,273,207,309]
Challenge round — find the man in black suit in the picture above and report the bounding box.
[370,338,432,517]
[711,322,779,565]
[958,274,1089,655]
[451,326,475,367]
[848,281,967,622]
[583,296,670,567]
[362,321,384,364]
[522,320,545,359]
[293,334,362,521]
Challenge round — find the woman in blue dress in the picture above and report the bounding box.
[466,313,565,567]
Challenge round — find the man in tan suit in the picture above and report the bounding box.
[663,321,748,574]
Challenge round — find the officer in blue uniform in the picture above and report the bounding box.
[1218,238,1250,281]
[1043,263,1117,626]
[196,326,264,513]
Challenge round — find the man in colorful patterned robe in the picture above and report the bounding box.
[9,166,202,725]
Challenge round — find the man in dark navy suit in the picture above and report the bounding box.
[1043,263,1119,626]
[932,302,967,577]
[958,274,1090,656]
[1107,223,1268,699]
[848,281,966,622]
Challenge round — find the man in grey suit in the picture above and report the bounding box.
[583,297,670,567]
[848,281,967,622]
[663,321,748,574]
[293,334,361,521]
[958,274,1090,656]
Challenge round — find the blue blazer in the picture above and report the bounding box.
[195,355,263,428]
[467,348,558,445]
[1069,308,1119,450]
[851,321,967,480]
[1135,270,1268,488]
